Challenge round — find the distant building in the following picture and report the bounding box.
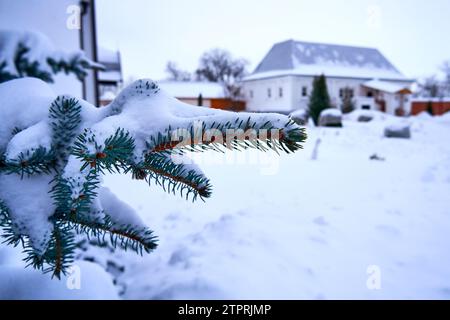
[158,81,246,111]
[98,47,123,106]
[243,40,415,115]
[0,0,122,107]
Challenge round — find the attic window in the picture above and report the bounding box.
[267,88,271,98]
[302,86,308,97]
[279,87,283,98]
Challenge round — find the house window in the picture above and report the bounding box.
[302,86,308,97]
[267,88,271,98]
[362,105,370,110]
[249,90,253,99]
[340,88,354,98]
[279,87,283,97]
[367,91,373,97]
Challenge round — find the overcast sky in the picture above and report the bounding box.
[96,0,450,81]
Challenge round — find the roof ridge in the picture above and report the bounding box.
[271,38,380,51]
[292,39,379,51]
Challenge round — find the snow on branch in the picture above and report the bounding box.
[0,30,103,84]
[0,77,307,277]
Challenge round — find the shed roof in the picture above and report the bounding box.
[362,79,412,94]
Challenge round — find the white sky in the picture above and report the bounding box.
[96,0,450,81]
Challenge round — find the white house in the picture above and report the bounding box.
[243,40,415,115]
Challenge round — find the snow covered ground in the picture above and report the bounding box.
[98,111,450,300]
[1,110,449,300]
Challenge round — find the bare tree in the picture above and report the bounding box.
[418,76,442,98]
[195,48,248,99]
[165,61,191,81]
[441,61,450,96]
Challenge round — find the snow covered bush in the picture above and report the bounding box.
[384,122,411,139]
[344,109,389,122]
[319,108,343,127]
[0,30,101,83]
[357,113,374,122]
[290,109,308,125]
[0,77,306,278]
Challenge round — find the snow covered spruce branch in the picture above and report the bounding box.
[0,77,307,278]
[0,30,102,84]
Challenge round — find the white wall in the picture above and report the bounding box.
[243,76,294,113]
[383,93,412,115]
[245,76,368,113]
[354,97,376,110]
[291,76,313,110]
[0,0,83,97]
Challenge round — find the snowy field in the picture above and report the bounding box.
[99,111,450,300]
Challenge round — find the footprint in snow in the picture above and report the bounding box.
[165,212,181,221]
[375,224,401,237]
[386,209,402,216]
[308,235,328,245]
[421,170,435,183]
[313,216,328,226]
[168,247,194,269]
[304,267,315,277]
[438,287,450,298]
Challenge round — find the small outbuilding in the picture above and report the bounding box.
[158,81,245,111]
